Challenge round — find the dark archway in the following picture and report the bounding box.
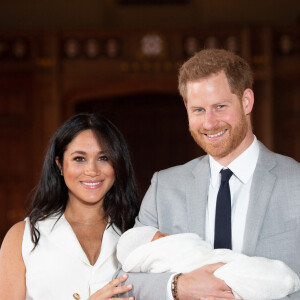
[75,93,203,199]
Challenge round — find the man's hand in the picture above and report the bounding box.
[177,263,235,300]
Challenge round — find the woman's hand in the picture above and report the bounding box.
[87,274,134,300]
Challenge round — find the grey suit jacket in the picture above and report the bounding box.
[121,142,300,299]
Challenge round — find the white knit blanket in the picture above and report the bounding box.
[117,233,300,300]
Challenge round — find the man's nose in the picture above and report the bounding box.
[203,111,218,130]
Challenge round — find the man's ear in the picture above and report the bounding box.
[242,88,254,115]
[184,99,187,109]
[55,157,63,175]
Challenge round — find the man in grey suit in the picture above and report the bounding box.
[121,49,300,300]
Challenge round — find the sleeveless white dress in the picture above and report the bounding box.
[22,215,120,300]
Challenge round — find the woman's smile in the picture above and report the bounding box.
[80,180,104,189]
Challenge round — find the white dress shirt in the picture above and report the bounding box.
[166,136,260,299]
[206,136,259,253]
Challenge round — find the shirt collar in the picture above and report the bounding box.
[209,136,259,187]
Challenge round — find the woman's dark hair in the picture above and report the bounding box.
[28,113,139,247]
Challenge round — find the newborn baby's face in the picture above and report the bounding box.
[151,231,169,241]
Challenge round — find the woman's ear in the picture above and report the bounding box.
[55,157,63,176]
[242,88,254,115]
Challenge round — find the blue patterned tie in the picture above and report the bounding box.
[214,168,233,249]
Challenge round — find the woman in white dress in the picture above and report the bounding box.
[0,113,140,300]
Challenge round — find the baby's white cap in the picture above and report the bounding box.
[117,226,158,265]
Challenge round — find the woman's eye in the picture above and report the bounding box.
[74,156,85,162]
[99,155,109,161]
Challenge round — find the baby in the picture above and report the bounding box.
[117,226,300,300]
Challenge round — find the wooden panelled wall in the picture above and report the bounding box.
[0,26,299,242]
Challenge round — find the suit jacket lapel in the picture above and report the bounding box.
[186,155,210,238]
[242,143,277,255]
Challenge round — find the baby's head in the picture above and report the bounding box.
[117,226,169,265]
[151,231,169,241]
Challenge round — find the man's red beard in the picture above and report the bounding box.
[189,113,248,160]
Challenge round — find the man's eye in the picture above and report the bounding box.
[217,105,225,109]
[99,156,109,161]
[74,156,85,162]
[196,108,204,113]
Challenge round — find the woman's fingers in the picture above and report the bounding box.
[112,283,133,296]
[201,296,235,300]
[88,274,133,300]
[107,274,133,296]
[107,274,129,287]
